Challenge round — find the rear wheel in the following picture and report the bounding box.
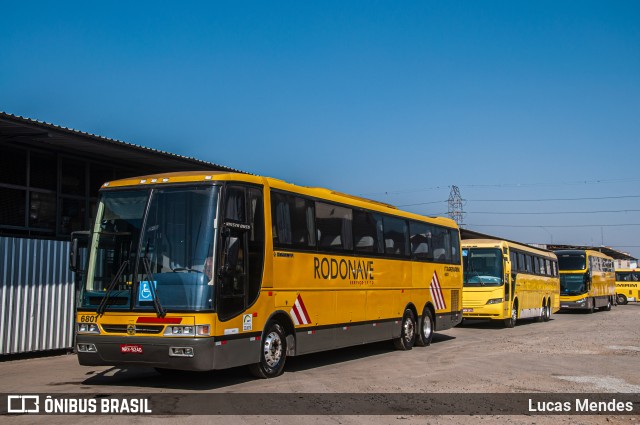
[617,294,628,305]
[249,322,287,379]
[415,308,434,347]
[543,300,551,322]
[535,301,545,323]
[601,298,612,311]
[394,309,417,350]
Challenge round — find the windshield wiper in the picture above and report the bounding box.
[96,260,129,316]
[141,255,166,318]
[470,269,486,286]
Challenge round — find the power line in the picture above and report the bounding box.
[361,179,640,196]
[467,223,640,228]
[465,209,640,215]
[467,195,640,203]
[397,194,640,207]
[397,200,447,207]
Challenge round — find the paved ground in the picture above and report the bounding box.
[1,304,639,424]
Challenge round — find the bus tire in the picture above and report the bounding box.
[543,300,551,322]
[415,308,434,347]
[587,299,595,314]
[504,303,517,328]
[249,322,287,379]
[617,294,628,305]
[535,301,545,323]
[394,309,417,351]
[601,298,612,311]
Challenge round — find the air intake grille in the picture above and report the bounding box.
[451,289,460,312]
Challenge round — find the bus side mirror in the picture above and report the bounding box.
[69,231,90,273]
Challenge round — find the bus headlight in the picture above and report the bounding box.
[77,323,100,334]
[196,325,210,336]
[486,298,503,305]
[164,325,210,337]
[576,298,586,304]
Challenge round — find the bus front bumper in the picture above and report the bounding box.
[462,303,504,320]
[76,334,218,371]
[559,297,590,310]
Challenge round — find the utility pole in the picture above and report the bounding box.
[447,185,465,227]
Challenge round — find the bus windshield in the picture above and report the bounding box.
[560,274,587,296]
[80,185,219,312]
[557,253,586,271]
[462,248,503,287]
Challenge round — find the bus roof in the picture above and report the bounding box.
[100,170,458,229]
[462,238,557,258]
[554,249,614,260]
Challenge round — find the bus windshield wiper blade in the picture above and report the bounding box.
[97,260,129,316]
[141,256,166,317]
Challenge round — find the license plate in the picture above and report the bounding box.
[120,344,143,354]
[463,308,474,313]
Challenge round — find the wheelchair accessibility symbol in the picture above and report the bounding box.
[138,281,157,302]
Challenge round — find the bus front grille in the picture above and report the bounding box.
[101,324,164,334]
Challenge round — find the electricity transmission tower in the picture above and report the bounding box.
[447,185,465,227]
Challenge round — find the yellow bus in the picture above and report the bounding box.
[615,268,640,304]
[461,239,560,328]
[555,249,616,312]
[72,171,463,377]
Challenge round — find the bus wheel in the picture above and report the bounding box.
[249,322,287,379]
[535,302,545,323]
[617,294,628,305]
[543,301,551,322]
[587,299,595,314]
[601,298,612,311]
[394,309,417,350]
[504,305,517,328]
[415,308,434,347]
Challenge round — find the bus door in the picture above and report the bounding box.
[505,249,516,317]
[217,185,265,322]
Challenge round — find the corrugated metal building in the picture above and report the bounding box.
[0,112,241,355]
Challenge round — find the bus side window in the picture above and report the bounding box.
[271,192,316,249]
[525,255,532,273]
[450,229,460,264]
[382,216,409,257]
[354,210,382,254]
[316,202,353,252]
[409,221,432,261]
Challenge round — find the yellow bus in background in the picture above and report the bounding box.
[555,249,616,312]
[462,238,560,328]
[73,171,463,378]
[615,268,640,304]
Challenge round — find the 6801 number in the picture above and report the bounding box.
[79,315,97,323]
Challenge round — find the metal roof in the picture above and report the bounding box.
[0,111,245,173]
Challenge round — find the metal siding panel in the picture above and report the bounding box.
[0,237,75,355]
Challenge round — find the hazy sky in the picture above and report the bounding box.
[2,1,639,258]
